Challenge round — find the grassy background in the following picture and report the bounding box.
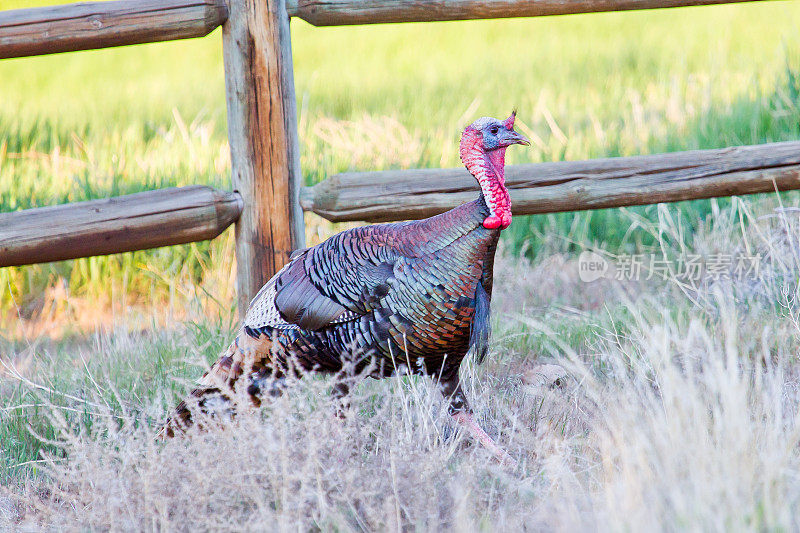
[2,1,800,328]
[4,1,800,511]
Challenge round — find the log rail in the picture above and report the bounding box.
[0,186,242,267]
[301,142,800,222]
[286,0,764,26]
[0,0,228,59]
[0,0,770,60]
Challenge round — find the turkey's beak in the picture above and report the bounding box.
[502,129,530,147]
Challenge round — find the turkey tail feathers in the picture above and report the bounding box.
[469,283,491,364]
[158,330,275,438]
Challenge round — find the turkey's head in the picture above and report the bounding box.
[459,112,529,230]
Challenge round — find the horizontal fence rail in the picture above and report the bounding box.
[0,0,771,59]
[0,0,227,59]
[300,141,800,222]
[0,186,242,267]
[286,0,765,26]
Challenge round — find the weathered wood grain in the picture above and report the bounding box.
[222,0,305,315]
[300,141,800,222]
[0,186,242,267]
[286,0,765,26]
[0,0,227,59]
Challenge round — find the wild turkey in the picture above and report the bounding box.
[162,112,529,460]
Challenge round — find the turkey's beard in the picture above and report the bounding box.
[463,146,511,230]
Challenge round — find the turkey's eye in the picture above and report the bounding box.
[490,126,499,135]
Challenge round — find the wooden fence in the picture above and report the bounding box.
[0,0,790,315]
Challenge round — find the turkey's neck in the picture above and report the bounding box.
[460,143,511,230]
[407,134,511,255]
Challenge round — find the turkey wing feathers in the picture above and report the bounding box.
[273,226,403,331]
[274,258,351,331]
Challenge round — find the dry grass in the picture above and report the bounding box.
[3,197,800,530]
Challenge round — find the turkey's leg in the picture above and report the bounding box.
[440,379,513,465]
[451,411,513,465]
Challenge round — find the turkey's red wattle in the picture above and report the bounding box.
[459,129,512,230]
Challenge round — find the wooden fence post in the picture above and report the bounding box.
[222,0,305,316]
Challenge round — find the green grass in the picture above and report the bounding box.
[0,313,238,479]
[3,2,800,316]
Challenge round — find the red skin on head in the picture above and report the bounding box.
[459,115,515,230]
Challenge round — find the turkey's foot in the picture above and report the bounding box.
[452,411,514,466]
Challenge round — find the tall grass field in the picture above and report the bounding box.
[3,1,800,528]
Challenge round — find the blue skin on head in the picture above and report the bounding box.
[481,120,504,150]
[468,117,504,151]
[470,117,528,151]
